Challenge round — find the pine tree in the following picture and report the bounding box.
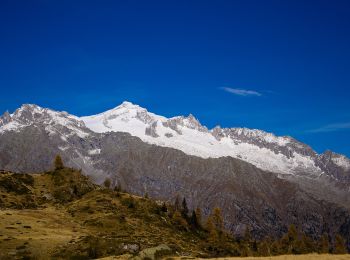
[296,233,311,254]
[189,210,199,229]
[206,216,218,243]
[103,178,111,189]
[243,227,252,244]
[174,195,180,212]
[288,224,298,241]
[270,239,282,256]
[258,238,271,256]
[211,207,224,233]
[114,183,122,192]
[280,224,298,254]
[54,155,64,170]
[172,210,188,230]
[334,234,347,254]
[195,207,202,228]
[181,197,189,219]
[161,202,168,212]
[242,227,253,256]
[300,233,315,254]
[318,233,330,254]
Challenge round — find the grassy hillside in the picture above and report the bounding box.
[0,167,349,259]
[0,167,236,259]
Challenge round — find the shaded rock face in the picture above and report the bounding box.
[316,151,350,182]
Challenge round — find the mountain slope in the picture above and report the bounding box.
[0,168,216,259]
[81,101,350,182]
[1,102,349,183]
[0,102,350,249]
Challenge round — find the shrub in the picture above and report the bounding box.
[54,155,64,170]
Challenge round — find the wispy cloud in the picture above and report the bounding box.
[220,87,262,97]
[307,122,350,133]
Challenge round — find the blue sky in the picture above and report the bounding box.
[0,0,350,156]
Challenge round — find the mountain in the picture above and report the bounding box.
[81,102,350,208]
[81,101,350,180]
[2,102,350,182]
[0,102,350,248]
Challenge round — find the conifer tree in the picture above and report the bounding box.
[174,195,180,212]
[242,227,253,256]
[161,202,167,212]
[206,216,218,243]
[103,178,111,189]
[296,233,311,254]
[334,234,347,254]
[189,210,199,229]
[181,197,189,219]
[280,224,298,254]
[318,233,330,254]
[300,233,315,254]
[211,207,224,233]
[270,239,282,256]
[195,207,202,228]
[258,237,272,256]
[172,210,188,230]
[243,227,252,244]
[54,154,64,170]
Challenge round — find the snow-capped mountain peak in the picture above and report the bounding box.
[80,101,337,177]
[0,104,88,138]
[1,101,349,181]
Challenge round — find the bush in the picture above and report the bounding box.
[54,155,64,170]
[103,178,111,189]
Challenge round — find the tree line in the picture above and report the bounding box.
[166,195,348,256]
[54,155,348,256]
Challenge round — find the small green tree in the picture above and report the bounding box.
[206,216,218,243]
[296,233,315,254]
[280,224,298,254]
[318,233,330,254]
[212,207,224,233]
[161,202,168,212]
[189,210,200,229]
[334,234,347,254]
[258,238,271,256]
[114,183,122,192]
[172,210,188,230]
[195,207,202,228]
[301,233,315,253]
[174,195,181,212]
[181,197,189,219]
[241,226,254,256]
[54,155,64,170]
[103,178,111,189]
[270,239,282,255]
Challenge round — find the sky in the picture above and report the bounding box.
[0,0,350,157]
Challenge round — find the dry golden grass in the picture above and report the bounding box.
[0,207,87,259]
[172,254,350,260]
